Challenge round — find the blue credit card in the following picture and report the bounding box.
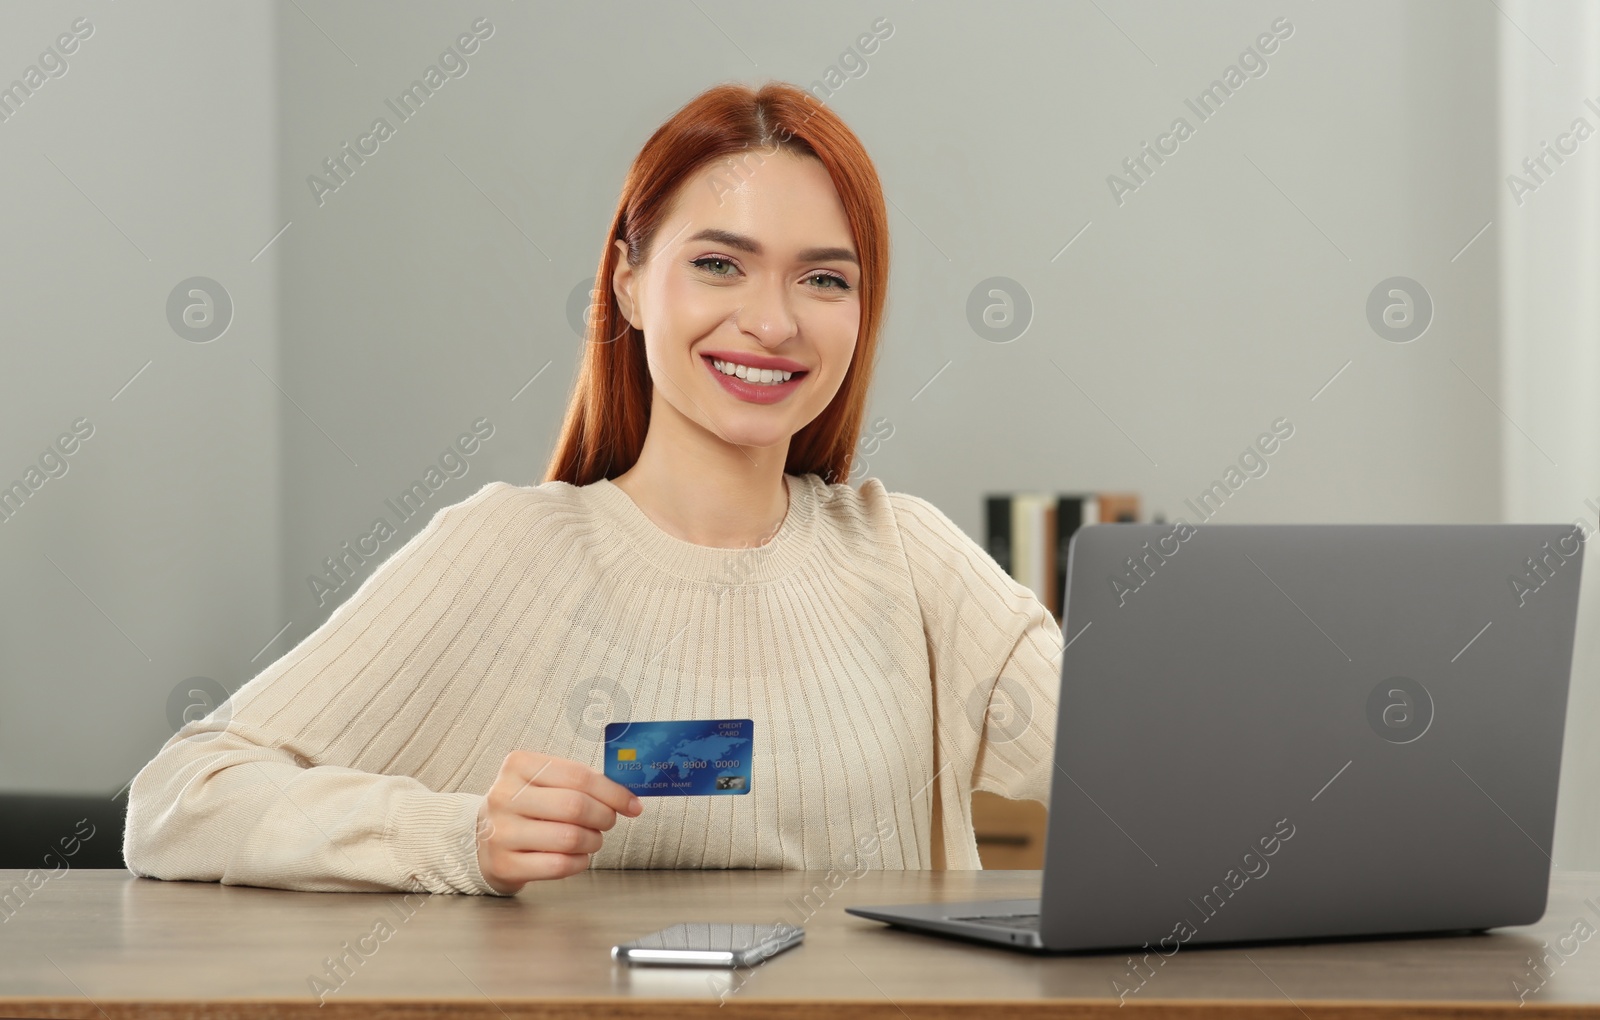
[604,719,753,796]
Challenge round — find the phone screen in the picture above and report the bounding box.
[611,921,804,967]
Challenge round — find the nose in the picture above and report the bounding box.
[735,274,798,348]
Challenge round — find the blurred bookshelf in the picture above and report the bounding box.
[982,490,1143,625]
[971,490,1143,868]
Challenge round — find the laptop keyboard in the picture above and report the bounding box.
[949,913,1041,931]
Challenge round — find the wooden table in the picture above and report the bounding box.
[4,867,1600,1017]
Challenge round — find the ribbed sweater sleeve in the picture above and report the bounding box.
[123,484,505,896]
[888,492,1063,809]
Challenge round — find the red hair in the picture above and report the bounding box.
[544,81,890,486]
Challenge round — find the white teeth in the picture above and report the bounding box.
[711,359,794,385]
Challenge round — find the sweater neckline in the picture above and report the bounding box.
[585,473,817,585]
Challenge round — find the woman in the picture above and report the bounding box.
[124,81,1063,896]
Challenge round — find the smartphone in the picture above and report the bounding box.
[611,921,804,967]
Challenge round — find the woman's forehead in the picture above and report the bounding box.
[660,153,854,256]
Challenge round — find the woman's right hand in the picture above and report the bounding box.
[474,749,643,895]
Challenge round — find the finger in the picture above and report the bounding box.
[487,848,592,885]
[489,816,605,856]
[512,785,623,832]
[571,765,643,817]
[506,752,641,818]
[502,751,564,803]
[505,752,609,802]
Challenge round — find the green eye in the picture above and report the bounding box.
[692,257,737,276]
[810,273,850,291]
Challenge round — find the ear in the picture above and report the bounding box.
[612,238,641,330]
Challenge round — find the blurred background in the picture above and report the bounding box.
[2,0,1597,868]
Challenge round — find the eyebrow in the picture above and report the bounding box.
[685,227,858,266]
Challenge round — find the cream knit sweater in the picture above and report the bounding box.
[123,474,1063,895]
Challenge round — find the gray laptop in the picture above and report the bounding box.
[847,522,1586,953]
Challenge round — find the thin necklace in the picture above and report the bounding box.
[759,476,790,546]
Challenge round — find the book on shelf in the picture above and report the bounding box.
[982,491,1142,621]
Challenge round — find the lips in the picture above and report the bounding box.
[701,355,807,405]
[698,350,810,374]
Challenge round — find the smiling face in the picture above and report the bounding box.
[612,149,862,456]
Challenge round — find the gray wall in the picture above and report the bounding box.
[0,2,281,795]
[4,0,1598,866]
[1500,0,1600,871]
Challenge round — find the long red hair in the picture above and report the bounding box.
[543,81,890,486]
